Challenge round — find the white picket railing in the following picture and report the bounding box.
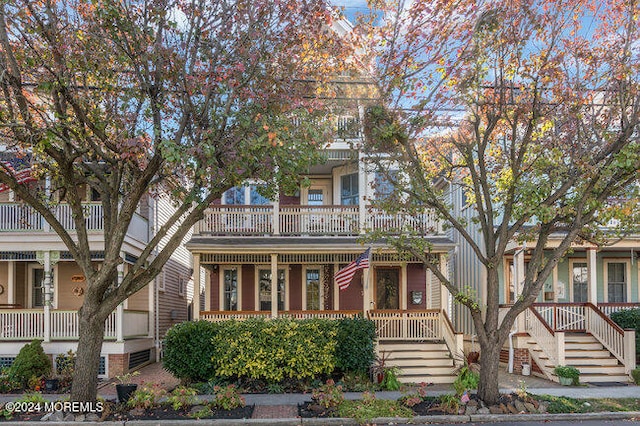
[0,309,145,340]
[366,208,441,235]
[0,309,45,340]
[199,205,273,235]
[0,202,104,231]
[280,206,358,235]
[200,311,271,322]
[369,310,441,340]
[599,303,640,317]
[534,304,586,331]
[279,310,361,320]
[440,310,463,362]
[525,307,558,365]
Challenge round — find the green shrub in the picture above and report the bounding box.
[610,309,640,354]
[335,316,376,374]
[211,318,337,382]
[127,383,166,409]
[163,320,221,382]
[166,386,199,410]
[631,368,640,385]
[312,379,344,409]
[338,391,413,424]
[211,384,245,410]
[9,341,51,387]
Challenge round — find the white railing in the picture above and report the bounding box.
[201,311,271,322]
[0,203,43,230]
[533,303,586,331]
[279,310,361,320]
[127,213,149,243]
[199,205,273,234]
[0,309,143,340]
[280,206,358,235]
[123,310,149,337]
[369,310,441,340]
[525,307,558,365]
[599,303,640,317]
[440,310,463,362]
[366,208,441,235]
[53,203,103,231]
[0,309,45,340]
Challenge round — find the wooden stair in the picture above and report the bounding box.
[528,333,629,383]
[377,341,457,384]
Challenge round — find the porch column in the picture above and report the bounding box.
[362,265,371,316]
[400,263,407,310]
[116,261,125,342]
[147,273,154,339]
[193,254,201,320]
[43,252,51,343]
[439,254,450,315]
[272,198,280,236]
[333,263,340,310]
[514,247,526,331]
[270,254,278,318]
[357,151,367,233]
[587,247,598,304]
[7,261,15,304]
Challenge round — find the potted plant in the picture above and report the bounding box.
[554,365,580,386]
[370,351,391,384]
[115,371,140,403]
[44,374,60,392]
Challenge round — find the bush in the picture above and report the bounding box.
[163,320,221,382]
[631,368,640,385]
[335,316,376,374]
[211,384,245,410]
[610,309,640,355]
[211,318,337,382]
[127,383,166,409]
[9,341,51,387]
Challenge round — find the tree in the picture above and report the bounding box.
[0,0,354,402]
[360,0,640,404]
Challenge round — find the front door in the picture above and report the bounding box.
[375,268,399,309]
[572,262,588,302]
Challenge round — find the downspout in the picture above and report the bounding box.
[508,324,518,373]
[153,198,161,362]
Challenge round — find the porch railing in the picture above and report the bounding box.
[200,310,360,322]
[525,306,559,365]
[196,205,443,236]
[533,303,586,331]
[599,303,640,317]
[369,309,440,340]
[0,309,146,340]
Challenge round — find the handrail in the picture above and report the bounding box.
[528,306,555,335]
[369,309,440,314]
[586,303,625,335]
[440,309,462,362]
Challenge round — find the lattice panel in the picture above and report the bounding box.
[200,253,271,264]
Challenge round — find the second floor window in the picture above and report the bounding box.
[374,171,398,201]
[223,185,270,205]
[341,173,358,205]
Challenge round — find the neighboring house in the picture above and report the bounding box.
[185,111,463,384]
[450,178,639,382]
[0,155,193,378]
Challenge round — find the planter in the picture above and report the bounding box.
[116,383,138,403]
[467,351,480,364]
[44,378,59,392]
[558,376,573,386]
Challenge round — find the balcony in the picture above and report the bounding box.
[0,202,148,242]
[195,205,443,236]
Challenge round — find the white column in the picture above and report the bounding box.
[357,151,367,233]
[362,266,371,316]
[273,198,280,236]
[43,252,51,343]
[116,261,125,342]
[587,248,598,304]
[333,263,340,310]
[270,254,278,318]
[7,261,15,304]
[439,254,450,315]
[514,248,526,331]
[193,254,201,320]
[147,273,154,338]
[400,263,407,310]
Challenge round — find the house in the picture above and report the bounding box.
[0,155,194,378]
[449,178,638,382]
[185,109,465,383]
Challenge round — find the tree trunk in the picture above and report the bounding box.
[71,306,107,403]
[476,337,502,405]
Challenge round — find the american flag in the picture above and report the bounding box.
[335,248,370,291]
[0,158,37,193]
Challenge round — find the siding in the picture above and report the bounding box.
[289,265,302,310]
[339,269,363,310]
[406,264,426,310]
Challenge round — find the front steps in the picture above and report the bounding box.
[528,333,630,383]
[377,341,457,384]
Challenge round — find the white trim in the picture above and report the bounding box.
[178,275,186,297]
[27,264,44,308]
[603,258,631,303]
[301,180,332,206]
[52,263,59,309]
[158,269,166,293]
[219,266,242,311]
[400,263,407,310]
[302,266,323,311]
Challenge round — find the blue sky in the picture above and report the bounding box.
[331,0,370,22]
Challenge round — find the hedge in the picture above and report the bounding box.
[610,308,640,355]
[163,316,377,383]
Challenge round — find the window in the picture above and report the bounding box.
[374,171,398,201]
[340,173,358,205]
[307,189,324,206]
[258,269,285,311]
[178,276,185,297]
[223,268,238,311]
[223,184,270,205]
[31,267,44,308]
[249,185,270,205]
[571,262,588,303]
[223,187,245,205]
[607,262,627,303]
[305,269,321,310]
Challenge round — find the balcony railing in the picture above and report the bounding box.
[196,205,443,236]
[0,203,149,242]
[0,309,148,340]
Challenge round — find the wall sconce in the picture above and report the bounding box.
[411,291,423,305]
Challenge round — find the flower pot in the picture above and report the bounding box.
[44,378,59,392]
[558,376,573,386]
[116,383,138,404]
[467,352,480,364]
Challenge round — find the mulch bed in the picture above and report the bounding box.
[298,401,338,418]
[106,403,254,421]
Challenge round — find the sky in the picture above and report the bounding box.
[331,0,370,22]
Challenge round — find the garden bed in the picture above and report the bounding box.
[105,402,254,421]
